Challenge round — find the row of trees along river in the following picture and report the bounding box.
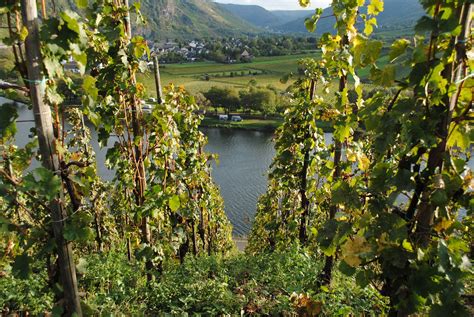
[0,0,472,316]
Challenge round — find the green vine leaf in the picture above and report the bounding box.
[12,253,31,279]
[168,195,181,212]
[389,38,410,62]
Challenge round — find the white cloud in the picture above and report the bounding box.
[213,0,331,11]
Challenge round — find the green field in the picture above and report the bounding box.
[138,53,320,95]
[137,51,394,100]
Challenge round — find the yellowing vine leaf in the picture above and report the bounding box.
[299,0,311,7]
[368,0,384,15]
[19,26,28,41]
[169,195,181,212]
[364,17,377,35]
[357,154,370,172]
[341,235,371,267]
[434,219,454,233]
[402,239,414,252]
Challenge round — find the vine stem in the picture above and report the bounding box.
[414,2,472,246]
[120,0,152,280]
[320,31,349,287]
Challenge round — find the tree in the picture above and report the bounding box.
[204,87,240,115]
[239,88,276,115]
[194,92,211,112]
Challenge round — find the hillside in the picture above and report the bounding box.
[275,0,424,37]
[271,10,315,24]
[136,0,259,40]
[44,0,424,40]
[47,0,259,40]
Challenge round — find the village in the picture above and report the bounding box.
[150,38,253,64]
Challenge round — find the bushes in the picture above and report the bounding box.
[146,248,388,315]
[79,251,147,315]
[0,247,389,315]
[0,271,54,315]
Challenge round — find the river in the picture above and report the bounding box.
[4,97,472,236]
[202,128,275,236]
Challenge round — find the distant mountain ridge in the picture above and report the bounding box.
[216,3,313,30]
[49,0,260,40]
[218,0,424,37]
[48,0,425,40]
[215,3,281,28]
[273,0,424,35]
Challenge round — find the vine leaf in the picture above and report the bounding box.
[367,0,384,15]
[299,0,311,7]
[389,39,410,62]
[341,235,371,267]
[0,103,18,139]
[76,0,88,9]
[12,253,31,279]
[169,195,181,212]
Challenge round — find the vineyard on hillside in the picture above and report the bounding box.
[0,0,472,316]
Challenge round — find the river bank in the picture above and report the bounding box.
[200,117,333,132]
[200,117,282,132]
[233,236,248,251]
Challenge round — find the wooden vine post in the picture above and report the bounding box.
[153,55,163,104]
[20,0,82,315]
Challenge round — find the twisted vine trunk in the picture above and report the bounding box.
[207,210,213,256]
[153,55,163,104]
[413,2,471,246]
[192,219,198,256]
[298,148,310,243]
[21,0,82,315]
[320,35,348,286]
[385,3,471,316]
[122,0,153,282]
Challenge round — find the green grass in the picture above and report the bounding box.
[1,247,389,315]
[138,53,321,95]
[201,117,283,131]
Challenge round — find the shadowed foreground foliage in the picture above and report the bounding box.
[1,247,388,316]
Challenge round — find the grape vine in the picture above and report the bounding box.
[0,0,233,314]
[249,0,472,315]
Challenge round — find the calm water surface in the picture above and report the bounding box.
[203,128,275,236]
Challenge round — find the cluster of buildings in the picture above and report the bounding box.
[150,40,207,62]
[149,39,254,63]
[61,39,254,70]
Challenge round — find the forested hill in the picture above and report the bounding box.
[49,0,260,40]
[275,0,424,35]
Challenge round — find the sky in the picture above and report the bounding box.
[213,0,331,11]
